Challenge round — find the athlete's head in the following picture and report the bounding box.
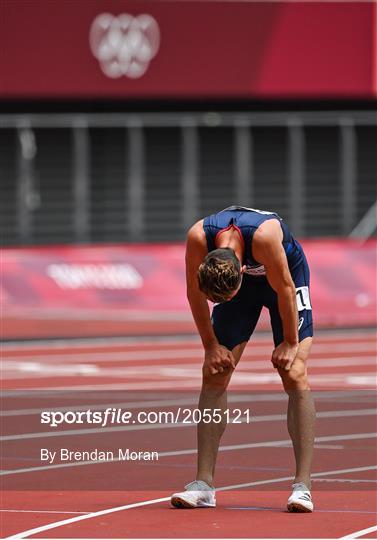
[198,248,242,303]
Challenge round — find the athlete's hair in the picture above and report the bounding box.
[198,248,242,303]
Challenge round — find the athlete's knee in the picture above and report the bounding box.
[201,367,232,395]
[279,362,309,392]
[280,338,312,391]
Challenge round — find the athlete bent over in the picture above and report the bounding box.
[171,206,316,512]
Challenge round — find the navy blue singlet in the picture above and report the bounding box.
[203,205,304,277]
[201,206,313,348]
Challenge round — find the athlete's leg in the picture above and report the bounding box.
[195,278,262,487]
[267,251,315,490]
[196,341,247,486]
[277,337,315,488]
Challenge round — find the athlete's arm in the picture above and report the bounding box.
[253,219,298,370]
[186,221,236,374]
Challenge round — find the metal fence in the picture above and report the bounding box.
[1,111,376,246]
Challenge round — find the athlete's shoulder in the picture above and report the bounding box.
[253,218,283,247]
[186,220,207,266]
[187,219,205,241]
[256,217,282,233]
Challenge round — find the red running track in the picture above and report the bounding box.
[1,329,376,538]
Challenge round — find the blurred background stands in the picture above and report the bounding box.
[0,111,376,246]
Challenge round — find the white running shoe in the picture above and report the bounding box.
[287,482,314,513]
[171,480,216,508]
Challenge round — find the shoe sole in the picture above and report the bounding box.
[171,496,215,509]
[287,502,313,513]
[171,496,196,509]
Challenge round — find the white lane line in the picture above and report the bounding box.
[227,507,376,515]
[1,335,202,350]
[5,465,377,540]
[1,363,100,379]
[230,373,377,387]
[313,478,377,483]
[215,465,377,492]
[3,364,377,383]
[0,510,89,514]
[5,497,171,540]
[2,432,376,476]
[3,342,376,363]
[4,372,376,391]
[340,524,377,539]
[90,432,377,457]
[312,444,344,449]
[2,328,377,351]
[4,308,192,322]
[2,356,376,382]
[2,349,206,363]
[3,356,377,380]
[1,408,375,442]
[2,328,374,350]
[2,387,369,401]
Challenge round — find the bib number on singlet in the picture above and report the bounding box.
[296,286,312,311]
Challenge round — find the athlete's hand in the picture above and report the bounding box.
[204,344,236,375]
[271,341,299,370]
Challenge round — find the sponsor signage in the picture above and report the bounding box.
[1,1,375,98]
[1,240,376,339]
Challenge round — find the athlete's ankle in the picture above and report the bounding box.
[293,477,311,490]
[196,476,214,488]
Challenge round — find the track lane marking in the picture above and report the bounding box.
[0,510,89,515]
[3,372,376,391]
[2,432,376,476]
[2,328,376,350]
[340,525,377,539]
[5,465,377,540]
[226,507,377,514]
[2,329,374,350]
[3,343,376,363]
[2,357,377,381]
[313,478,377,483]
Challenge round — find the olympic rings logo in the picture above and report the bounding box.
[89,13,160,79]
